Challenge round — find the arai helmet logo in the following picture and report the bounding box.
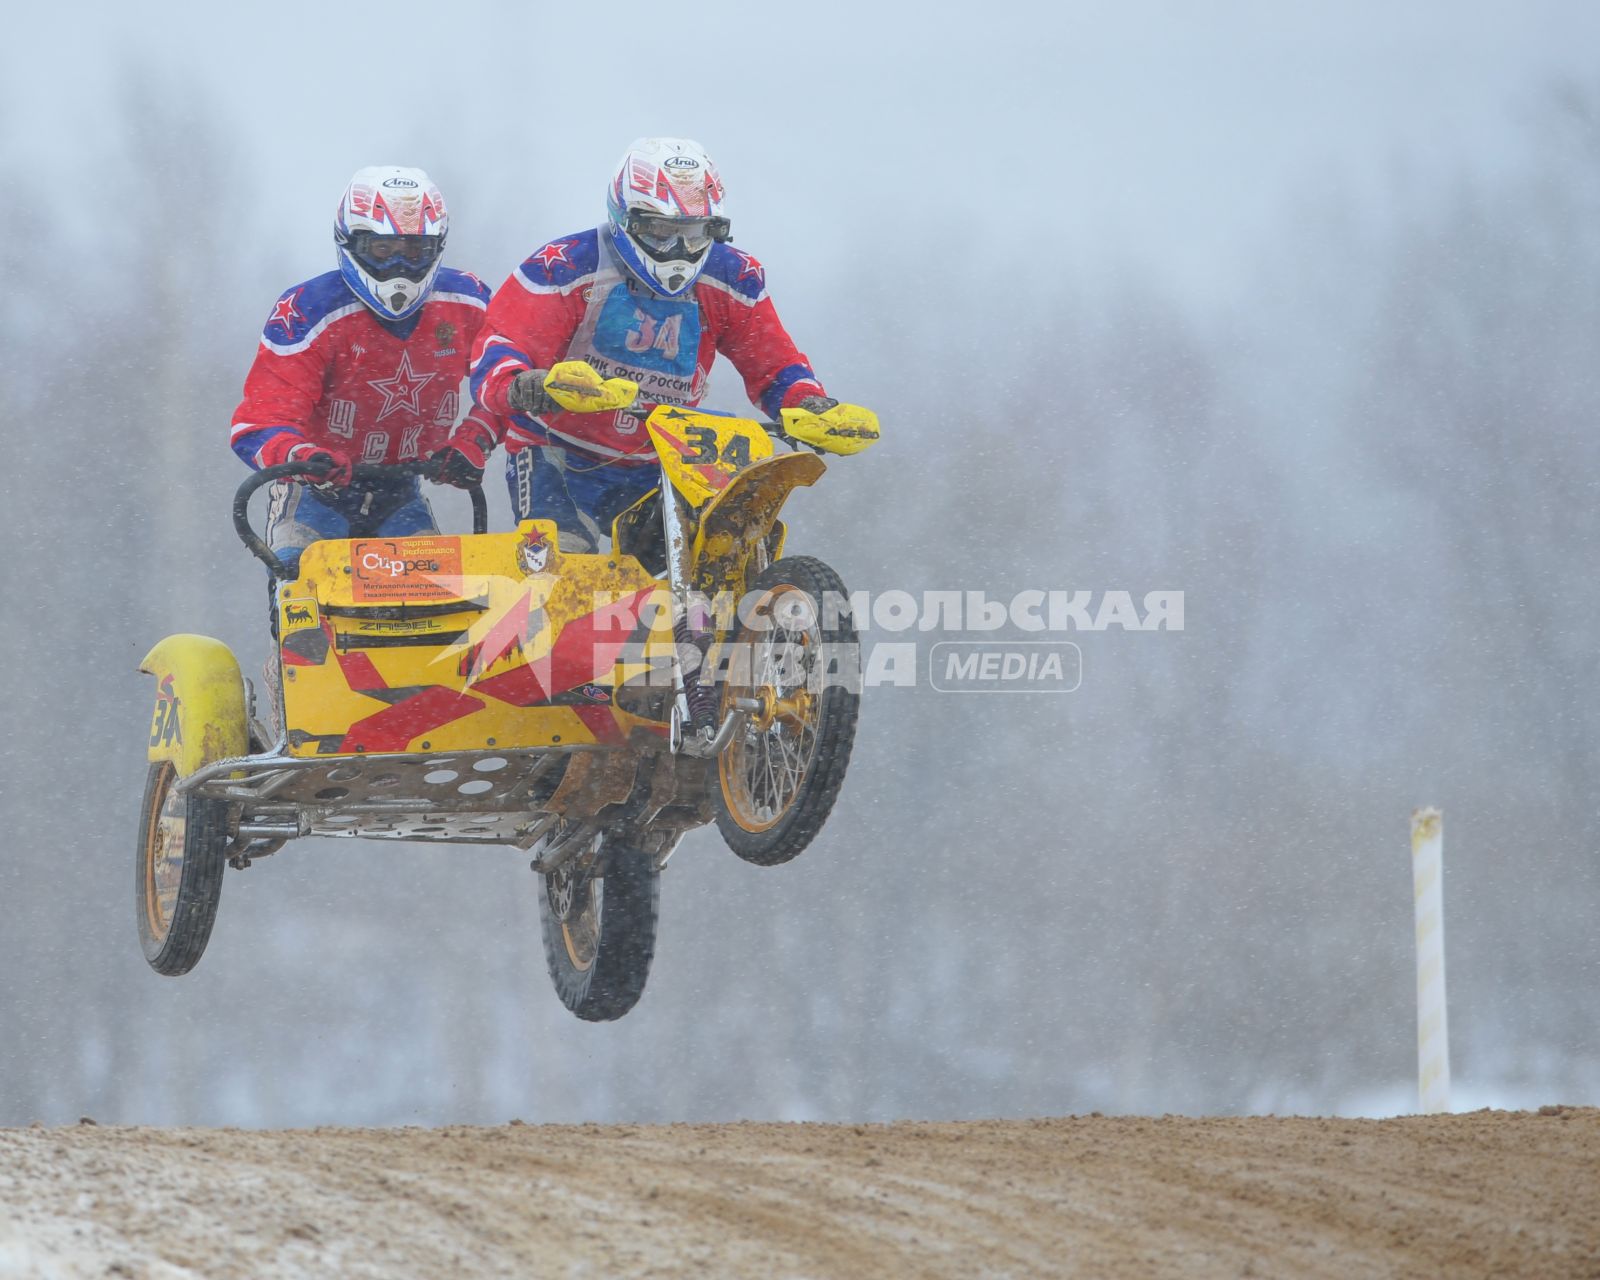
[663,156,700,171]
[383,176,419,188]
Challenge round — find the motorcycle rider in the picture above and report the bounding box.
[230,165,499,575]
[435,137,878,551]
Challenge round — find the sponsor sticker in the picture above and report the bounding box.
[351,537,464,603]
[355,619,445,634]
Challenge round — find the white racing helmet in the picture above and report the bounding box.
[334,165,448,321]
[605,138,730,299]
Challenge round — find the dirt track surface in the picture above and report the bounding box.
[1,1110,1597,1279]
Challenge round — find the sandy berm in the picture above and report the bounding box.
[1,1109,1596,1277]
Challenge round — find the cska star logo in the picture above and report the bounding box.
[518,526,550,576]
[269,289,304,334]
[366,350,437,423]
[730,250,765,287]
[530,239,578,271]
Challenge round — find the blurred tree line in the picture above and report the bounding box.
[1,80,1596,1125]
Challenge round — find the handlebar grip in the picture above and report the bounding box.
[763,422,822,454]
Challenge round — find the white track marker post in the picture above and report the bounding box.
[1410,807,1451,1114]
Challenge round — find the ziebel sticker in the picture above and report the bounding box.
[350,537,463,603]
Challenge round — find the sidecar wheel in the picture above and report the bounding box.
[136,762,228,976]
[714,556,861,866]
[538,839,659,1022]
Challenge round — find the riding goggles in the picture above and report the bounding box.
[344,231,445,281]
[625,210,731,259]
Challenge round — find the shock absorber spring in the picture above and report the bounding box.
[674,614,719,732]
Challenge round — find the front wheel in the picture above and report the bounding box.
[537,837,659,1021]
[136,762,229,976]
[714,556,861,866]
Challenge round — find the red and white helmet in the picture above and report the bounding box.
[334,166,448,321]
[604,138,730,299]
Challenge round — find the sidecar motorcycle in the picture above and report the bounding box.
[136,403,876,1019]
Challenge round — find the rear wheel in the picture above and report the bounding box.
[537,837,659,1021]
[136,762,229,976]
[714,556,861,866]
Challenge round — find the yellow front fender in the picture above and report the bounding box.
[139,635,248,776]
[691,452,826,589]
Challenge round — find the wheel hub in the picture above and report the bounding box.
[547,865,577,921]
[750,685,814,732]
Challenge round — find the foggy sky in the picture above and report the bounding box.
[8,0,1598,309]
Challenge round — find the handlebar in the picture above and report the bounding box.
[234,458,488,579]
[623,400,820,454]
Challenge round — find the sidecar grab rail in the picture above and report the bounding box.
[233,458,488,578]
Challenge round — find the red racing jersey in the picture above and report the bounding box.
[231,268,497,469]
[470,228,826,467]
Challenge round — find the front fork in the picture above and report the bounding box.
[660,461,745,757]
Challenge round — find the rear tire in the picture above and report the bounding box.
[714,556,861,866]
[537,838,659,1021]
[136,762,228,976]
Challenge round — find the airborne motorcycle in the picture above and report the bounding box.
[137,403,877,1020]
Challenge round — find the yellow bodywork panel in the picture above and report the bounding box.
[647,408,776,510]
[260,408,828,760]
[140,634,249,776]
[692,453,824,593]
[276,521,676,758]
[644,406,826,593]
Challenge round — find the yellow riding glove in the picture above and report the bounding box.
[543,360,639,414]
[780,401,881,456]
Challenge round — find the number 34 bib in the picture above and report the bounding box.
[569,272,706,405]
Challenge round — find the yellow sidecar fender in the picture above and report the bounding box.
[139,635,248,776]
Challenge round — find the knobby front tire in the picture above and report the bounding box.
[714,556,861,867]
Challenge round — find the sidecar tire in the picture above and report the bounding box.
[714,556,861,867]
[538,841,659,1022]
[136,762,229,976]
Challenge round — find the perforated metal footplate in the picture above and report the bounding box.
[185,749,579,845]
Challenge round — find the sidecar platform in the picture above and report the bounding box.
[175,746,584,846]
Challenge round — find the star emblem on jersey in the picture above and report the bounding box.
[269,289,303,333]
[366,350,436,423]
[731,250,765,287]
[531,239,578,271]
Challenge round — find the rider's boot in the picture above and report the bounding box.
[557,525,595,554]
